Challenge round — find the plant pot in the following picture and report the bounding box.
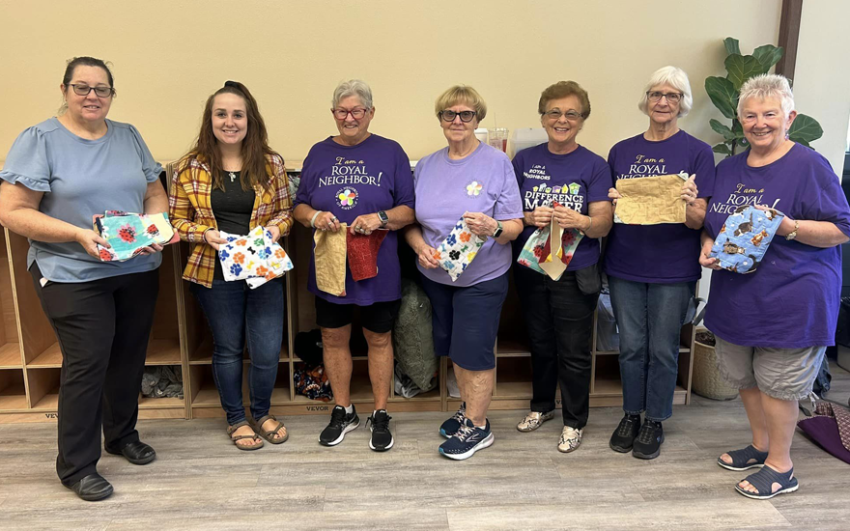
[692,339,739,401]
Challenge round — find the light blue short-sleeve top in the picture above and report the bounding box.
[0,117,163,282]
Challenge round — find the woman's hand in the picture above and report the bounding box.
[314,211,342,233]
[699,239,721,270]
[266,225,281,243]
[76,229,110,259]
[530,206,554,228]
[203,230,228,251]
[681,175,698,206]
[417,244,440,269]
[136,243,164,255]
[463,212,497,237]
[608,187,622,207]
[553,204,590,231]
[349,213,382,236]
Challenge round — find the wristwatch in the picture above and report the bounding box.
[378,210,389,227]
[786,219,800,241]
[492,220,504,238]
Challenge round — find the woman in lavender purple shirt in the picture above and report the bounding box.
[700,75,850,500]
[405,85,523,461]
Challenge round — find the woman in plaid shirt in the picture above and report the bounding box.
[169,81,292,450]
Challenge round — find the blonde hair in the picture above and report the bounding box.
[434,85,487,122]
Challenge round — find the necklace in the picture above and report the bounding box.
[228,171,237,183]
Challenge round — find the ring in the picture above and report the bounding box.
[331,216,337,222]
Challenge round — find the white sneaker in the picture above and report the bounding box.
[517,411,555,432]
[558,426,583,453]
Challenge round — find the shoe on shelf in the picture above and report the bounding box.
[517,410,555,432]
[609,414,642,453]
[440,402,466,439]
[105,440,156,465]
[319,405,360,446]
[66,473,113,502]
[558,426,583,453]
[439,418,494,461]
[367,409,394,452]
[632,419,664,460]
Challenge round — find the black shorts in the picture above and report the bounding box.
[315,297,401,334]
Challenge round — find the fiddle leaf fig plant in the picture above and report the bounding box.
[705,37,823,156]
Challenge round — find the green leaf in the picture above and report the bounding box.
[712,143,733,156]
[705,76,738,119]
[725,54,763,90]
[752,44,784,74]
[788,113,823,144]
[723,37,740,56]
[732,119,745,139]
[710,119,736,141]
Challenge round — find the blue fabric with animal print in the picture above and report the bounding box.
[709,205,784,274]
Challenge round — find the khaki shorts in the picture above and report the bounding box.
[714,337,826,401]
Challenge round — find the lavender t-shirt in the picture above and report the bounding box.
[704,144,850,348]
[604,130,716,283]
[414,142,523,287]
[512,143,612,271]
[294,134,414,305]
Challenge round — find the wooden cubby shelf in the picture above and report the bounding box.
[0,166,695,423]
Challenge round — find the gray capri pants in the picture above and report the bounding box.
[714,336,826,401]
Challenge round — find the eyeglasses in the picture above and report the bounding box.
[67,84,114,97]
[647,91,683,103]
[439,110,476,123]
[332,107,369,120]
[542,110,583,121]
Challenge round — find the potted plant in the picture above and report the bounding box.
[704,37,823,157]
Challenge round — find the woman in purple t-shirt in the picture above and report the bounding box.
[605,66,715,461]
[700,75,850,500]
[511,81,613,454]
[405,85,523,461]
[293,80,415,453]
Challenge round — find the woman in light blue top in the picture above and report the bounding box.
[0,57,167,502]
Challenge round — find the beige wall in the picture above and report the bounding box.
[1,0,786,164]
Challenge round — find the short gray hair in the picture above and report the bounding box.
[638,66,693,118]
[737,74,794,119]
[332,79,373,109]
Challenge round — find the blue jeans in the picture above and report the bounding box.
[608,276,695,422]
[191,279,284,425]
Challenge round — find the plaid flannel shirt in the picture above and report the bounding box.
[168,153,293,288]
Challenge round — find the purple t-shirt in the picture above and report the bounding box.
[414,142,523,287]
[704,144,850,348]
[604,130,716,283]
[512,143,612,271]
[294,134,414,305]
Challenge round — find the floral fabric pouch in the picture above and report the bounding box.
[709,205,784,274]
[434,217,486,282]
[94,211,179,262]
[219,226,293,287]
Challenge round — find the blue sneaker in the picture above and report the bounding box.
[439,402,466,438]
[439,418,494,460]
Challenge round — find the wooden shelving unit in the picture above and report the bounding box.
[0,167,694,423]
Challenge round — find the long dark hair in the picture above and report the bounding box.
[186,81,277,191]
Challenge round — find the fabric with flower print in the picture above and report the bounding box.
[94,211,178,262]
[434,216,486,282]
[709,205,784,274]
[517,224,583,279]
[219,226,293,286]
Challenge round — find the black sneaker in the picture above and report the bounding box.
[366,409,394,452]
[440,402,466,439]
[632,419,664,460]
[319,405,360,446]
[609,414,641,453]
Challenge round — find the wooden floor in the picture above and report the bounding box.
[0,367,848,531]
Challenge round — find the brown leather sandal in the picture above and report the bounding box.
[227,421,264,451]
[250,414,289,444]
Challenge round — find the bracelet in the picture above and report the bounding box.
[310,211,321,228]
[202,229,211,244]
[586,216,593,232]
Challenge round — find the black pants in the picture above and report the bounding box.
[31,264,159,485]
[514,265,599,429]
